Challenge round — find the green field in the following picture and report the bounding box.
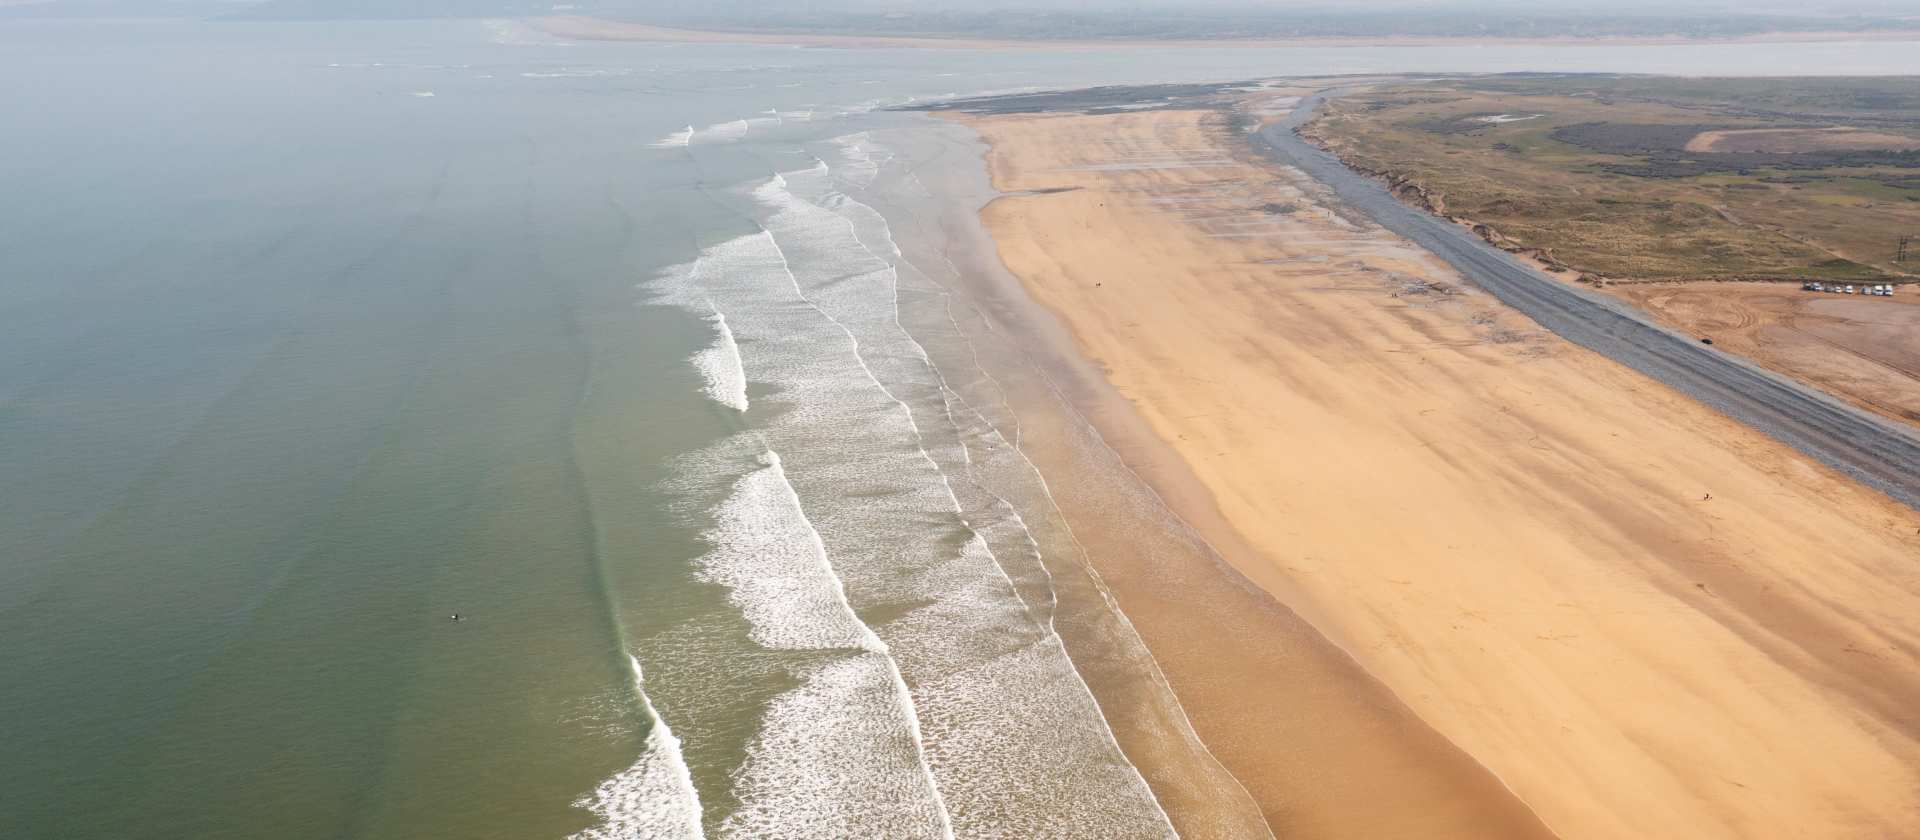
[1302,76,1920,282]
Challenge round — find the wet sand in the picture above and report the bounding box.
[871,117,1556,840]
[951,106,1920,838]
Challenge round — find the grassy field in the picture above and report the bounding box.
[1301,76,1920,283]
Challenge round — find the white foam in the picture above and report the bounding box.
[653,125,695,148]
[650,234,966,838]
[860,137,1277,837]
[695,451,879,652]
[692,115,780,144]
[742,165,1178,836]
[825,132,893,190]
[569,656,705,840]
[662,434,953,838]
[691,302,749,412]
[719,654,951,840]
[639,142,1183,835]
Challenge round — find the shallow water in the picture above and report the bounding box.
[3,16,1917,838]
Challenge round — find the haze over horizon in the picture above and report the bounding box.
[10,0,1920,34]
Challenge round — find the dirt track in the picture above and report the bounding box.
[1613,282,1920,426]
[1260,95,1920,510]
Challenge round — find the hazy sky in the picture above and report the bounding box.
[9,0,1920,22]
[631,0,1920,12]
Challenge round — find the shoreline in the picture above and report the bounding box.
[534,16,1920,51]
[945,96,1920,837]
[877,113,1558,838]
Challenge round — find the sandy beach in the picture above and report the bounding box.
[879,116,1558,839]
[950,104,1920,838]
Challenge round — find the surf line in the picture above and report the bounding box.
[667,232,954,838]
[693,292,750,413]
[750,173,1186,829]
[565,274,708,840]
[709,436,955,839]
[567,661,706,840]
[652,124,695,147]
[751,221,975,840]
[701,442,885,654]
[770,167,1181,833]
[654,258,749,413]
[873,173,1275,836]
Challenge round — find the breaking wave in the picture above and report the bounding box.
[568,657,704,840]
[690,301,749,412]
[694,450,878,652]
[652,125,695,148]
[623,120,1184,835]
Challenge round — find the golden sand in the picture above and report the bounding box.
[956,106,1920,839]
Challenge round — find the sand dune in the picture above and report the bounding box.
[956,106,1920,839]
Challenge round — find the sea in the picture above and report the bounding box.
[2,16,1916,839]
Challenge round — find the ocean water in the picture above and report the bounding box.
[3,16,1917,839]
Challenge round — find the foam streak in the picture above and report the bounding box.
[569,657,705,840]
[690,297,749,412]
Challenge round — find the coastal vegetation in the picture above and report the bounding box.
[1301,75,1920,283]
